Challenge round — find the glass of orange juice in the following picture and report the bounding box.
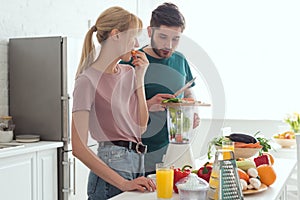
[222,140,234,160]
[156,163,174,200]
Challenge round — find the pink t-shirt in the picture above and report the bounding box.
[72,64,143,143]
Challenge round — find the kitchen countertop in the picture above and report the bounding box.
[0,141,63,158]
[109,157,297,200]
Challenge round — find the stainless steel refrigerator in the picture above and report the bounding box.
[8,36,97,200]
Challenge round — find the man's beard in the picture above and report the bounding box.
[150,36,172,58]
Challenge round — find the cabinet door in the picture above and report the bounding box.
[37,149,58,200]
[0,153,37,200]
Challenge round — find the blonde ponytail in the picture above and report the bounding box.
[75,6,142,79]
[75,27,96,78]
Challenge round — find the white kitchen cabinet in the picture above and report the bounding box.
[0,152,37,200]
[37,148,58,200]
[0,141,62,200]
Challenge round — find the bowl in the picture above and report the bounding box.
[272,138,296,148]
[234,147,261,158]
[176,174,209,200]
[0,130,13,143]
[215,145,261,158]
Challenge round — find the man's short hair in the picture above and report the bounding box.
[150,2,185,31]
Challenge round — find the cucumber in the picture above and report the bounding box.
[161,98,182,103]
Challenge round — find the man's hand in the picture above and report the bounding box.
[193,113,200,129]
[147,93,175,112]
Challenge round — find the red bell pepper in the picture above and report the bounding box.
[254,154,270,167]
[173,165,192,193]
[197,162,212,183]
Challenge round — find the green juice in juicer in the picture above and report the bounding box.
[167,106,193,144]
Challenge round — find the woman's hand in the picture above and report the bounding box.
[147,93,175,112]
[121,176,156,192]
[132,51,149,75]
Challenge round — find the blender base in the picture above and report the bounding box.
[163,143,195,169]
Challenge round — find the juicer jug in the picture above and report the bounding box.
[166,104,194,144]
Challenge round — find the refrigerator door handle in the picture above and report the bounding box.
[61,94,70,144]
[72,157,76,195]
[62,157,76,195]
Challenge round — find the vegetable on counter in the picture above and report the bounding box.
[254,154,270,167]
[173,165,192,193]
[195,162,212,183]
[207,131,272,159]
[255,132,272,155]
[207,136,227,159]
[226,133,257,144]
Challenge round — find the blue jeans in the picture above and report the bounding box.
[87,145,145,200]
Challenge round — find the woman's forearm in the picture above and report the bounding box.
[135,81,148,132]
[71,114,128,190]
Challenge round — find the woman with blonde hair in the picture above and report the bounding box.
[72,6,155,199]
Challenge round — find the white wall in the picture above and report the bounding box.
[0,0,138,115]
[144,0,300,120]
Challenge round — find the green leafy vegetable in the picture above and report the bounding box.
[207,136,228,159]
[254,131,272,155]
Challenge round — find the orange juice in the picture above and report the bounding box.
[222,144,234,160]
[222,146,234,160]
[156,168,174,199]
[222,141,234,160]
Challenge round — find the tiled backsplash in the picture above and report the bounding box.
[0,41,8,115]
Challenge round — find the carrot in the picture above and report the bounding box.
[182,98,195,102]
[131,50,137,60]
[234,142,262,148]
[237,168,249,182]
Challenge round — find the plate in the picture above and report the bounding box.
[15,134,40,143]
[243,183,268,195]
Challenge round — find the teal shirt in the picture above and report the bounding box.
[120,49,195,152]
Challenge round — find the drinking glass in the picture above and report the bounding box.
[156,163,174,200]
[222,140,235,160]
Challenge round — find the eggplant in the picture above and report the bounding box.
[227,133,257,144]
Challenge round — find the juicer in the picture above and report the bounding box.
[163,102,210,169]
